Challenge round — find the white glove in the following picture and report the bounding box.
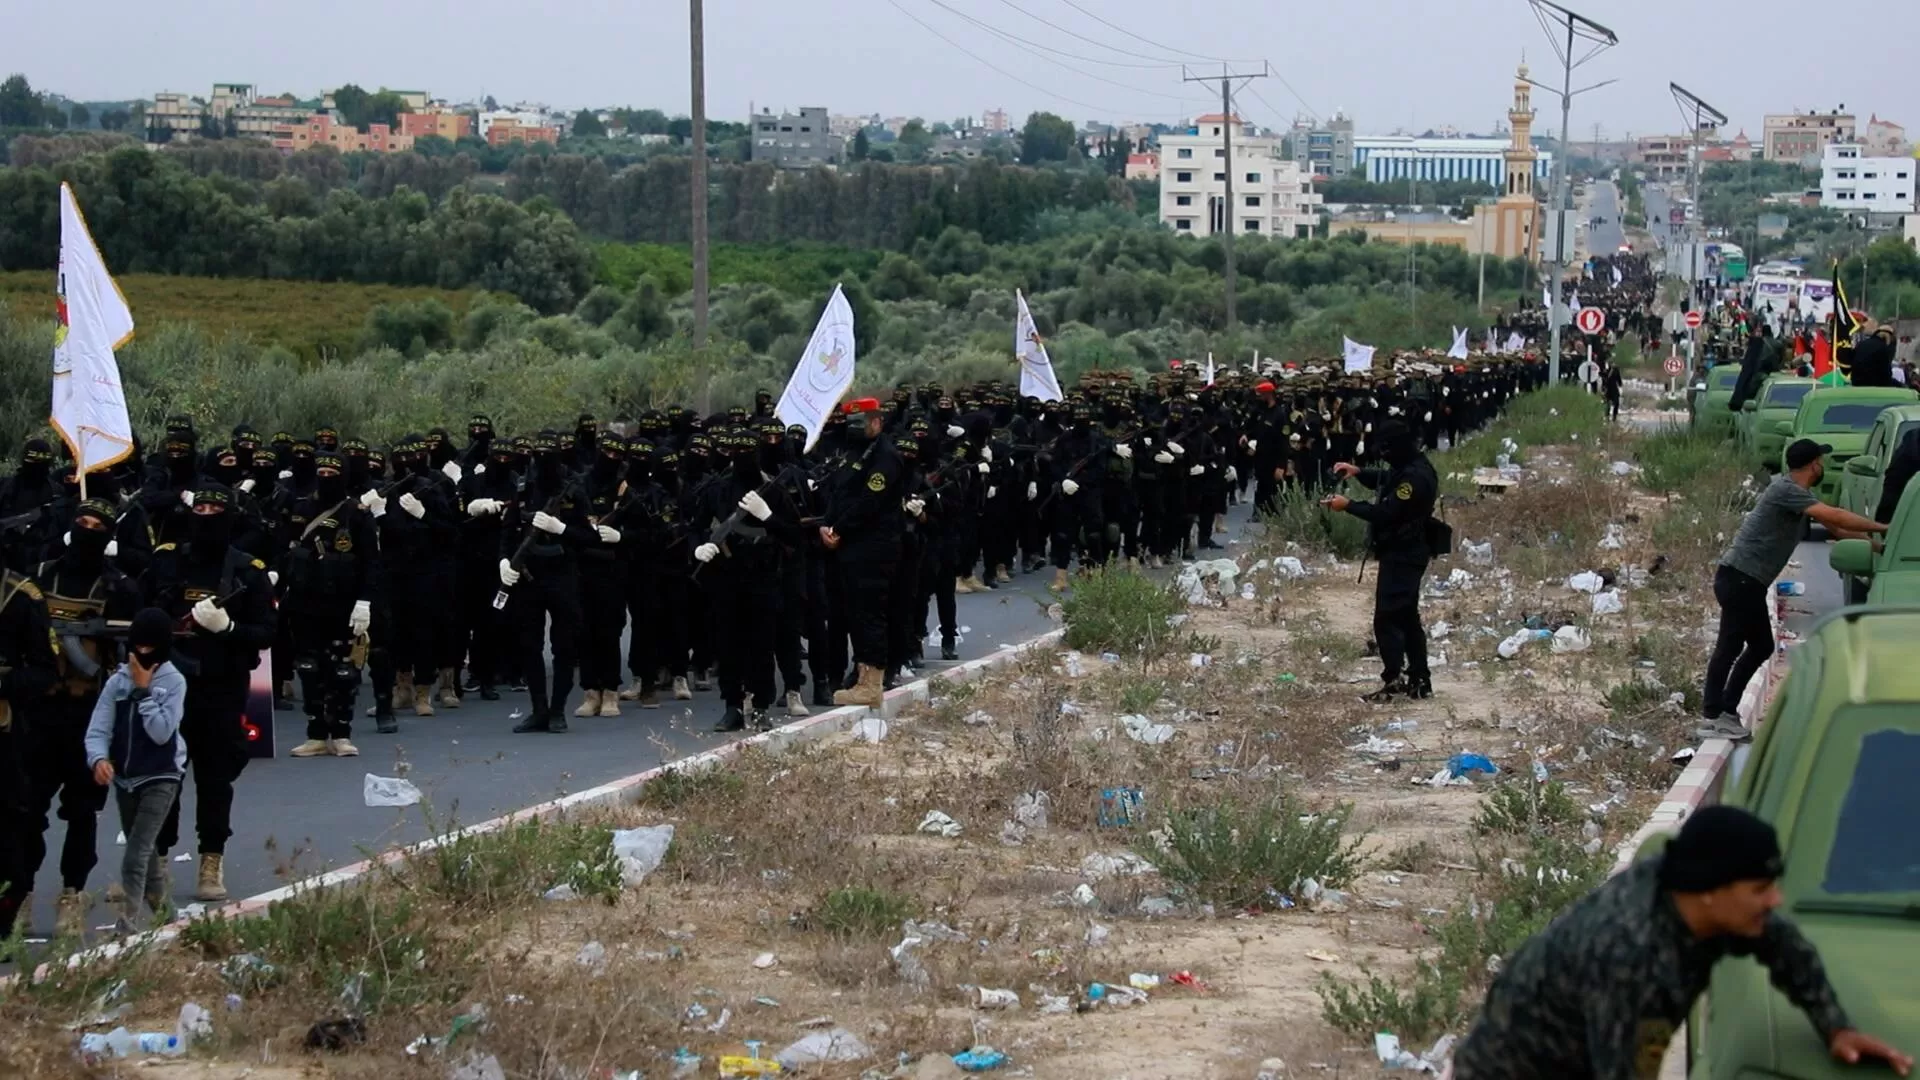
[1114,444,1133,459]
[1167,442,1185,456]
[986,486,997,499]
[533,511,565,535]
[467,498,500,517]
[977,462,991,475]
[1356,440,1367,456]
[1189,464,1206,476]
[474,463,487,475]
[1226,466,1238,482]
[498,558,521,586]
[191,598,231,634]
[1364,423,1374,433]
[1142,436,1154,447]
[980,445,993,464]
[1424,411,1434,423]
[349,599,371,636]
[1246,439,1258,453]
[238,479,256,494]
[694,542,720,563]
[806,478,817,491]
[905,497,926,517]
[1027,482,1038,500]
[596,524,622,544]
[399,493,426,520]
[62,531,69,546]
[1153,451,1175,464]
[441,461,463,482]
[278,470,293,480]
[365,493,388,519]
[268,570,279,587]
[359,489,380,509]
[181,490,195,507]
[946,425,965,438]
[105,540,118,557]
[739,490,772,521]
[1061,479,1080,496]
[1442,386,1451,397]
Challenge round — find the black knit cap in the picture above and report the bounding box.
[1659,805,1784,893]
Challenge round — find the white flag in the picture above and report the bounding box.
[1014,290,1063,402]
[1204,351,1215,387]
[51,184,136,475]
[1611,265,1623,287]
[1543,286,1551,307]
[775,284,857,451]
[1569,291,1582,314]
[1342,337,1375,375]
[1504,331,1526,353]
[1447,327,1469,360]
[1487,327,1498,354]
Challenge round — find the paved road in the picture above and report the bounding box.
[21,514,1259,940]
[1586,181,1628,256]
[1644,186,1677,251]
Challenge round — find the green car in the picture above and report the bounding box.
[1837,404,1920,522]
[1739,376,1815,471]
[1695,364,1746,440]
[1683,605,1920,1080]
[1830,473,1920,604]
[1767,387,1920,505]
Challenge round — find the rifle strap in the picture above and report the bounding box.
[298,500,350,545]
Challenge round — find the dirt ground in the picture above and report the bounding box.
[9,413,1719,1080]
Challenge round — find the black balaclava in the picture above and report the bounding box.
[627,440,656,485]
[207,447,243,488]
[728,430,759,481]
[163,438,197,487]
[468,415,494,454]
[426,428,455,469]
[1378,420,1418,467]
[67,500,117,566]
[753,390,774,418]
[533,432,564,488]
[289,440,318,485]
[314,453,348,505]
[188,485,236,563]
[592,432,625,483]
[251,450,279,489]
[682,434,713,483]
[314,427,340,453]
[129,607,174,667]
[17,439,52,486]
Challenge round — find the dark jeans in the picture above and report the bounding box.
[116,780,180,924]
[1374,558,1430,683]
[1703,564,1773,718]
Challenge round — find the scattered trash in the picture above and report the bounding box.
[364,773,423,808]
[1447,753,1500,779]
[1037,992,1072,1014]
[953,1046,1008,1072]
[1127,973,1161,990]
[852,716,889,742]
[1376,1032,1430,1071]
[542,884,579,901]
[719,1051,781,1077]
[1188,652,1212,668]
[1121,713,1176,744]
[449,1054,506,1080]
[79,1027,183,1061]
[1598,522,1626,549]
[1168,970,1207,990]
[1610,461,1636,477]
[961,710,993,726]
[1496,629,1549,659]
[1591,589,1624,616]
[1446,568,1475,589]
[1461,539,1494,565]
[1012,790,1050,830]
[1567,571,1604,594]
[1429,621,1451,640]
[576,941,608,972]
[1084,922,1111,946]
[917,810,962,838]
[1097,787,1145,828]
[974,987,1020,1009]
[611,825,674,885]
[220,953,279,991]
[776,1027,872,1068]
[1551,625,1592,653]
[1137,895,1176,916]
[1059,651,1086,677]
[1256,1057,1289,1080]
[1070,883,1098,907]
[752,951,778,969]
[1272,556,1307,578]
[1080,851,1154,879]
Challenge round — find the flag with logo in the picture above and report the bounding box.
[51,183,136,475]
[1828,259,1861,385]
[1447,327,1469,360]
[775,284,857,450]
[1342,337,1375,374]
[1504,331,1527,354]
[1014,289,1063,402]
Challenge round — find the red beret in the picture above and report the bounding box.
[1255,381,1276,393]
[842,397,882,416]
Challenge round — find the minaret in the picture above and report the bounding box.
[1505,63,1537,198]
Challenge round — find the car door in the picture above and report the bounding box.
[1853,419,1889,518]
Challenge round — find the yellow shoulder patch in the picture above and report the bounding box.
[867,471,887,493]
[251,558,267,570]
[49,627,60,655]
[1395,482,1413,501]
[156,543,177,552]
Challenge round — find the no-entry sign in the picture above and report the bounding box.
[1575,307,1605,335]
[1684,310,1703,329]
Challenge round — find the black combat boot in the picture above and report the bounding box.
[1362,677,1409,705]
[941,637,959,661]
[713,705,746,733]
[512,710,551,734]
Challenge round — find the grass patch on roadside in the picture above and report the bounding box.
[1434,385,1608,471]
[1635,423,1744,493]
[1143,790,1369,911]
[1257,485,1369,560]
[1061,567,1187,657]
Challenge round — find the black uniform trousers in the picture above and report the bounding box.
[1373,558,1431,684]
[774,554,807,696]
[158,673,251,857]
[576,555,626,693]
[0,726,31,936]
[513,561,582,717]
[838,549,895,670]
[21,697,110,893]
[459,548,509,688]
[705,560,778,711]
[981,492,1016,578]
[1049,491,1105,569]
[889,533,923,673]
[289,605,359,741]
[388,563,450,684]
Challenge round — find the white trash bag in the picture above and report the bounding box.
[611,824,675,886]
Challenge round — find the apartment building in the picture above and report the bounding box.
[271,112,414,153]
[751,106,844,169]
[1158,114,1322,239]
[1820,143,1916,219]
[1763,110,1857,164]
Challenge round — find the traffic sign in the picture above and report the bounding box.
[1663,356,1684,376]
[1684,310,1703,329]
[1575,307,1606,335]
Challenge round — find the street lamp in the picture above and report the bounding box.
[1524,0,1618,384]
[1669,83,1727,298]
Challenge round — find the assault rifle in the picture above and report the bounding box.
[1035,426,1135,513]
[691,478,785,579]
[492,471,586,611]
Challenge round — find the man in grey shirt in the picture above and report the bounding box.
[1700,439,1886,740]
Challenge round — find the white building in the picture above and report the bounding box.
[1158,114,1322,239]
[1352,134,1553,189]
[1820,143,1917,218]
[1905,212,1920,252]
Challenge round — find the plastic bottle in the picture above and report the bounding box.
[1775,581,1805,597]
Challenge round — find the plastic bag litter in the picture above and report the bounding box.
[450,1054,506,1080]
[974,987,1020,1009]
[954,1046,1009,1072]
[1446,568,1475,589]
[776,1027,872,1068]
[364,774,422,808]
[1461,540,1494,565]
[1012,791,1050,830]
[1567,571,1605,594]
[1496,630,1534,659]
[852,716,888,742]
[1081,851,1155,879]
[1121,714,1176,744]
[1551,625,1592,653]
[612,825,674,885]
[961,710,993,726]
[1430,620,1451,641]
[1591,589,1624,616]
[1598,522,1626,549]
[1176,558,1240,603]
[917,810,962,838]
[1271,556,1306,578]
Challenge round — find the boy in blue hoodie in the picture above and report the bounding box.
[84,608,188,932]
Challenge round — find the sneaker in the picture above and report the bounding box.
[143,860,169,918]
[785,690,809,718]
[1406,676,1434,700]
[290,739,333,757]
[512,711,552,734]
[672,676,693,700]
[376,712,399,735]
[941,638,959,661]
[329,738,359,757]
[1695,714,1751,743]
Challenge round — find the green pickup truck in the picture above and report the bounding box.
[1836,404,1920,524]
[1830,461,1920,604]
[1694,364,1746,440]
[1739,376,1816,472]
[1767,387,1920,504]
[1681,606,1920,1080]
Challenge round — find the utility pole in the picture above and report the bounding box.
[1525,0,1617,385]
[1670,83,1726,311]
[689,0,711,379]
[1183,62,1270,336]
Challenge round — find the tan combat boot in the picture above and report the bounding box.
[962,574,988,592]
[617,678,644,701]
[1050,568,1070,593]
[437,669,461,709]
[575,689,602,717]
[195,853,228,902]
[412,682,435,717]
[953,576,975,595]
[832,663,886,708]
[289,739,332,757]
[993,564,1011,584]
[394,670,414,705]
[597,692,621,718]
[54,889,87,937]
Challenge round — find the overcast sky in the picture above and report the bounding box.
[10,0,1913,140]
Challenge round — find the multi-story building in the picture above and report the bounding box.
[485,117,558,147]
[828,113,870,139]
[1352,133,1552,190]
[399,108,473,141]
[1763,110,1856,164]
[751,106,844,169]
[145,91,205,139]
[1157,114,1323,239]
[1629,132,1710,180]
[1125,152,1160,181]
[1906,212,1920,251]
[982,108,1010,134]
[1861,115,1912,159]
[271,112,414,153]
[1819,143,1916,220]
[1290,111,1354,180]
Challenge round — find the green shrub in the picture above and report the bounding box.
[1060,567,1186,656]
[1258,484,1369,560]
[1472,778,1584,837]
[1636,424,1744,493]
[816,886,917,939]
[413,817,625,910]
[1318,961,1465,1043]
[1143,791,1369,910]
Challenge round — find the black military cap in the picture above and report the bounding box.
[314,452,345,472]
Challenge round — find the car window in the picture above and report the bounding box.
[1712,368,1742,390]
[1824,729,1920,894]
[1814,403,1899,432]
[1764,384,1814,409]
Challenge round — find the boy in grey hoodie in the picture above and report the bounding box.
[84,608,188,931]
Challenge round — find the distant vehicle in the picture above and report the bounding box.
[1738,375,1816,469]
[1693,364,1747,439]
[1617,242,1632,253]
[1680,604,1920,1080]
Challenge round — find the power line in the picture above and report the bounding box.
[915,0,1196,103]
[919,0,1179,69]
[1052,0,1238,64]
[987,0,1203,66]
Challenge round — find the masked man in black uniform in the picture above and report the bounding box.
[283,453,382,753]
